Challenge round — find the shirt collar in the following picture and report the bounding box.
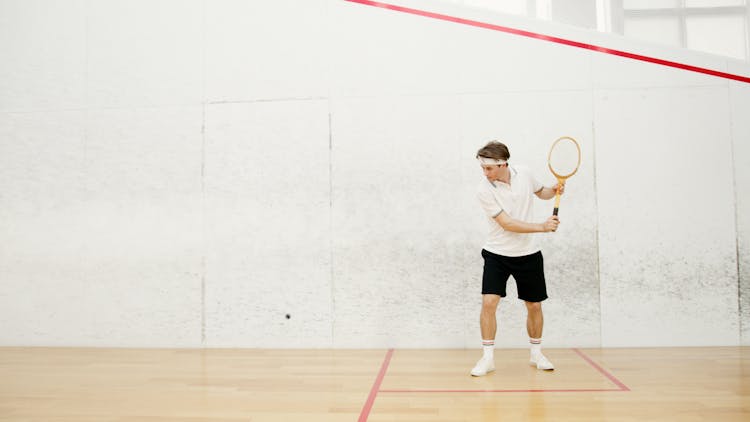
[490,165,517,188]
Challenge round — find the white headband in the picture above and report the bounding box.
[477,156,507,166]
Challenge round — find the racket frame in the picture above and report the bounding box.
[547,136,581,216]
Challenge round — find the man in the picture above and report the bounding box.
[471,140,562,377]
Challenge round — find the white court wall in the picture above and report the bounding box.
[0,0,748,348]
[731,62,750,346]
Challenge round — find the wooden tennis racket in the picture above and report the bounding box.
[547,136,581,216]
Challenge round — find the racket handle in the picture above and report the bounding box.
[553,207,559,216]
[553,190,561,216]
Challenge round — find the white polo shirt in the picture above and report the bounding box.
[477,165,543,257]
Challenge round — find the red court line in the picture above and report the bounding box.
[380,388,622,393]
[358,348,394,422]
[377,348,629,394]
[344,0,750,84]
[572,347,630,391]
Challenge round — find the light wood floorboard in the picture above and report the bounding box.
[1,347,748,421]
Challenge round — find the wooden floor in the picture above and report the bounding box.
[1,347,748,421]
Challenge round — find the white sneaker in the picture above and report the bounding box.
[470,357,495,377]
[530,353,554,370]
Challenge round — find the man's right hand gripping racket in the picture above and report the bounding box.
[547,136,581,216]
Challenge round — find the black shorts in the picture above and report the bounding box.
[481,249,548,302]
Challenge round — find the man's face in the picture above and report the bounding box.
[481,163,508,182]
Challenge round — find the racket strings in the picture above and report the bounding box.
[548,138,580,178]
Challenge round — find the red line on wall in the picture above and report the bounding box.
[344,0,750,84]
[358,348,395,422]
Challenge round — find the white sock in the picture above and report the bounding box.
[482,339,494,359]
[530,338,542,356]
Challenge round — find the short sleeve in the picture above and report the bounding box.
[477,187,503,218]
[530,172,544,193]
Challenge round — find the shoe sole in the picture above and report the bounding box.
[529,361,555,371]
[470,368,495,377]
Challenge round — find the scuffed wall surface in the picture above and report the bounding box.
[0,107,205,347]
[729,63,750,346]
[595,82,739,346]
[330,96,471,348]
[203,101,333,348]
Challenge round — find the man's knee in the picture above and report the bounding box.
[525,301,542,313]
[482,295,501,312]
